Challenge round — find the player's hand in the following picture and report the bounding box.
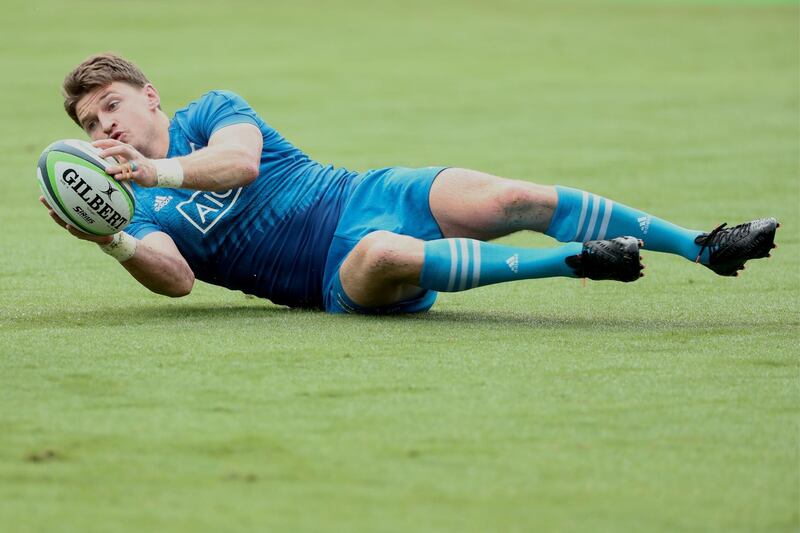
[39,196,113,245]
[92,139,158,187]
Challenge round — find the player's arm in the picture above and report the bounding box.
[115,232,195,297]
[174,123,263,190]
[40,197,194,297]
[94,123,263,191]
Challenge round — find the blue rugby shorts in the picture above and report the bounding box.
[322,166,447,314]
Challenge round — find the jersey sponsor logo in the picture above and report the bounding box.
[154,195,173,212]
[176,188,242,234]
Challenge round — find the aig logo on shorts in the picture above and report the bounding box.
[176,188,242,234]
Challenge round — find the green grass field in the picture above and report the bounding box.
[1,0,798,531]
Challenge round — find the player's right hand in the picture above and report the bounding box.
[39,196,114,245]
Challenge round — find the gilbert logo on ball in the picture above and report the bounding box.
[37,139,135,236]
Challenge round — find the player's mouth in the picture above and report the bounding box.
[110,131,125,142]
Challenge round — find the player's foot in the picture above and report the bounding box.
[695,217,779,276]
[566,236,644,282]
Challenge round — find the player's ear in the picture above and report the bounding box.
[143,83,161,111]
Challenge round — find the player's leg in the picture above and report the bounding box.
[426,169,558,240]
[430,168,778,276]
[335,229,643,309]
[430,168,706,254]
[542,185,778,275]
[336,231,427,308]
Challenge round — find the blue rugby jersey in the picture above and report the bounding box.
[125,90,359,308]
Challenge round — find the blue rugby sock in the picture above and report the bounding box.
[545,186,708,262]
[419,238,583,292]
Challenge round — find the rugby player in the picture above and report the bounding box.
[41,53,779,314]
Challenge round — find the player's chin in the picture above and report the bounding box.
[125,137,147,152]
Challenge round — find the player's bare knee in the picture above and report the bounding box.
[359,231,405,269]
[494,182,534,210]
[356,231,420,279]
[493,181,556,225]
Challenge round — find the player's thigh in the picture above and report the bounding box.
[338,230,426,308]
[429,167,556,239]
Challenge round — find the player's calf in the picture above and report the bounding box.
[545,186,780,274]
[418,236,643,292]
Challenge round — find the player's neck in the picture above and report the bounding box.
[147,111,171,159]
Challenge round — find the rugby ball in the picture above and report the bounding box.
[37,139,135,236]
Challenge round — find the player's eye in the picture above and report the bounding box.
[86,120,96,131]
[108,101,119,111]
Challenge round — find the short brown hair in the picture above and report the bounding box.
[62,53,150,126]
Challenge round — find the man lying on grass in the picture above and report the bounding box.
[41,53,779,314]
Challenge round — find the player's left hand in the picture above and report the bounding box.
[92,139,158,187]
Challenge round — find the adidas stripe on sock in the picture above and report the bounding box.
[419,238,582,292]
[545,186,706,262]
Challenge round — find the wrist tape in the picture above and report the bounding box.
[153,158,184,188]
[99,232,137,262]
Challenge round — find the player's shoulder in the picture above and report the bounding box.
[174,89,248,116]
[170,89,264,143]
[203,89,246,101]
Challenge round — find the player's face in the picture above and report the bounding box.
[75,81,162,155]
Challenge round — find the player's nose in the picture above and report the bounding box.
[100,116,116,137]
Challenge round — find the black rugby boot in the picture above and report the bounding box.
[566,236,645,282]
[695,218,779,276]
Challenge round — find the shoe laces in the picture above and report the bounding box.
[695,221,751,262]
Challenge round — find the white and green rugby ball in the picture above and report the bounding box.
[37,139,135,236]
